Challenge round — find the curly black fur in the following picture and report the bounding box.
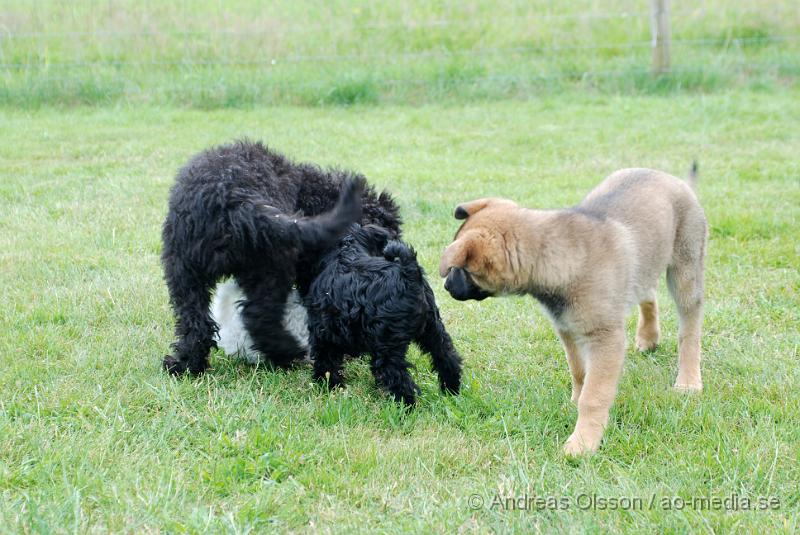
[161,140,401,375]
[306,224,462,405]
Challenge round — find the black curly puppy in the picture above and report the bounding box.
[307,224,462,404]
[161,140,400,375]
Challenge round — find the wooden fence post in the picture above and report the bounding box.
[651,0,671,74]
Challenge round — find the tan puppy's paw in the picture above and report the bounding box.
[570,388,581,405]
[635,300,660,351]
[635,335,658,352]
[563,433,600,457]
[673,381,703,393]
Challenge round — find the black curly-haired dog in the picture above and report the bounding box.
[161,140,400,375]
[307,224,462,404]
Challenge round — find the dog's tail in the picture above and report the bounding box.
[295,176,364,251]
[383,240,420,278]
[687,160,699,189]
[243,177,364,253]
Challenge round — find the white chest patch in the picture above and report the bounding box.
[209,279,310,364]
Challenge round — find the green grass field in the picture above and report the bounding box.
[2,92,799,533]
[2,0,799,107]
[2,1,800,533]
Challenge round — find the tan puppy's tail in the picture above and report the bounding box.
[687,160,699,189]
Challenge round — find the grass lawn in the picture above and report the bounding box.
[2,0,799,107]
[1,90,799,532]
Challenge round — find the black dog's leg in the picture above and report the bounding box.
[237,270,306,368]
[417,286,462,394]
[311,345,346,389]
[162,268,216,376]
[370,343,420,405]
[417,318,462,395]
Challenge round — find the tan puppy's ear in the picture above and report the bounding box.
[439,238,472,277]
[454,198,493,220]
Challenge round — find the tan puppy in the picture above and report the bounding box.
[439,167,707,455]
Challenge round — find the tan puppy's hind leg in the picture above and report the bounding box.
[635,291,660,351]
[557,330,584,404]
[667,265,704,392]
[673,303,703,392]
[564,329,626,456]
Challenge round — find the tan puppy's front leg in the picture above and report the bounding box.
[564,329,626,456]
[635,291,660,351]
[557,330,584,404]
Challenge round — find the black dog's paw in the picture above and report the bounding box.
[162,355,207,376]
[440,378,461,395]
[270,350,310,369]
[439,372,461,395]
[395,392,417,406]
[162,355,189,376]
[315,369,345,390]
[391,382,421,406]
